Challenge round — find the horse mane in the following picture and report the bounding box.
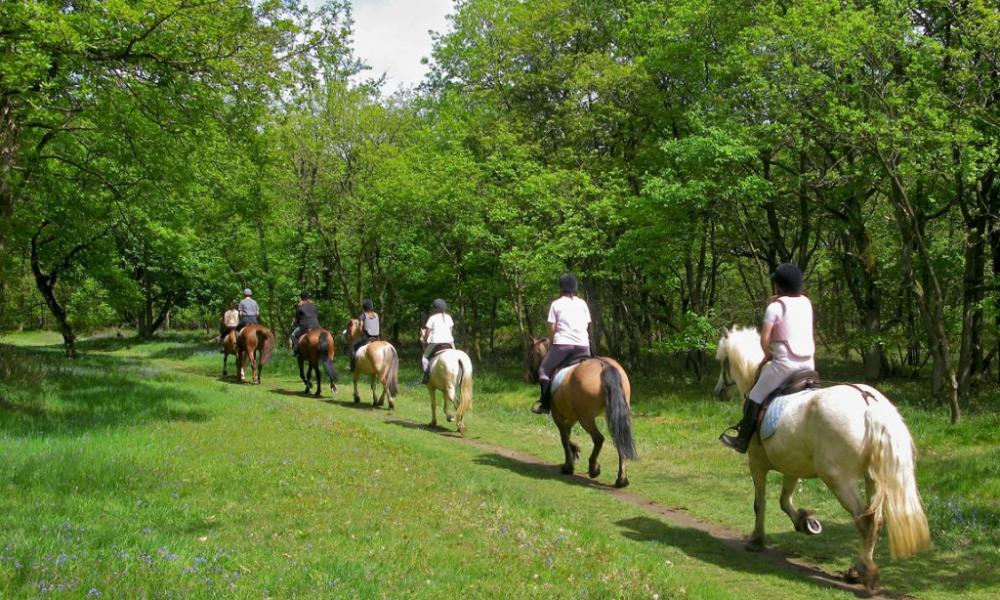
[718,326,764,383]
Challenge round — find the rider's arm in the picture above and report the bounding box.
[760,322,774,361]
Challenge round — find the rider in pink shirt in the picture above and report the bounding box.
[721,263,816,453]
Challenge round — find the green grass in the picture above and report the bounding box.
[0,331,996,599]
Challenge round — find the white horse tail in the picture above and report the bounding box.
[456,353,473,420]
[864,394,931,559]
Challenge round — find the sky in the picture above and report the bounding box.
[322,0,455,93]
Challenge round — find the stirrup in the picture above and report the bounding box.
[530,402,550,415]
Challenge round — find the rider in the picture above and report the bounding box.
[219,301,239,350]
[350,298,380,372]
[237,288,260,332]
[289,291,321,356]
[421,298,454,384]
[720,262,815,453]
[531,273,592,415]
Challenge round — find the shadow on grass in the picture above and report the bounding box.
[0,344,208,437]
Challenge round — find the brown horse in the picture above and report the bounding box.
[221,328,239,377]
[529,337,637,488]
[237,324,275,384]
[345,319,399,409]
[296,328,338,397]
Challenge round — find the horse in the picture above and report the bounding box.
[236,324,275,384]
[221,328,238,377]
[424,346,473,435]
[344,318,399,409]
[528,337,637,488]
[296,328,339,397]
[714,326,931,592]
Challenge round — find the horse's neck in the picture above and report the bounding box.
[733,352,762,396]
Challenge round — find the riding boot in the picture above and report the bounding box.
[531,382,552,414]
[421,368,430,385]
[719,399,762,453]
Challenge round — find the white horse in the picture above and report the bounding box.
[714,326,931,592]
[425,348,473,435]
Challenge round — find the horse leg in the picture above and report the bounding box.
[578,416,604,480]
[314,363,322,397]
[352,371,360,404]
[370,375,379,407]
[223,353,228,377]
[442,385,455,423]
[558,422,575,475]
[299,358,309,393]
[428,387,438,427]
[747,455,769,552]
[780,476,822,535]
[829,476,880,592]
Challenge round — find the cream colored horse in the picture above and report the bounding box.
[345,319,399,409]
[425,348,473,435]
[715,326,931,592]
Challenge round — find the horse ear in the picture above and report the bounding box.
[719,326,729,339]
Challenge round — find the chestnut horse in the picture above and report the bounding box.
[296,328,338,397]
[345,319,399,409]
[237,324,275,384]
[715,326,931,591]
[528,337,637,487]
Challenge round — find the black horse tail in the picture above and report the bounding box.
[385,344,400,397]
[258,329,274,366]
[318,330,339,385]
[602,361,637,460]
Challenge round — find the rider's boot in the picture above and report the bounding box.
[719,398,762,453]
[530,382,552,414]
[421,368,430,385]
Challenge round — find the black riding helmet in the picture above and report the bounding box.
[300,290,310,300]
[559,273,578,294]
[362,298,374,311]
[771,263,804,295]
[432,298,448,312]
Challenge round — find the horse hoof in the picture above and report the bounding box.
[388,402,395,410]
[804,517,822,535]
[429,420,437,428]
[458,423,466,436]
[614,477,629,488]
[588,465,601,479]
[446,415,455,422]
[745,539,764,552]
[561,464,573,475]
[353,396,360,404]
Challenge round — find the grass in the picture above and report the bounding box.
[0,330,996,599]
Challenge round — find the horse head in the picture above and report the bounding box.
[524,336,552,383]
[344,318,362,343]
[714,326,764,399]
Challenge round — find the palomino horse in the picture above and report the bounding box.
[714,326,931,591]
[529,337,637,488]
[424,347,473,435]
[345,319,399,409]
[296,328,338,397]
[236,324,275,384]
[221,329,239,377]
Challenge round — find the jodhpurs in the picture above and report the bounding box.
[538,344,592,388]
[422,342,454,372]
[748,350,815,404]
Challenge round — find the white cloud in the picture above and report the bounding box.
[342,0,454,93]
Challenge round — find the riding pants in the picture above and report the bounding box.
[289,326,310,353]
[422,343,454,372]
[748,346,815,404]
[538,344,592,389]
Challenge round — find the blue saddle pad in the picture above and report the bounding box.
[550,365,578,395]
[760,390,814,440]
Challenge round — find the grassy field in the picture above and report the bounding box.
[0,331,996,599]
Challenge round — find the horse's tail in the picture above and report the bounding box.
[601,361,637,460]
[384,344,399,397]
[258,329,275,366]
[318,330,339,384]
[865,392,931,559]
[456,353,473,419]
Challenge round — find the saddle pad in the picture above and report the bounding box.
[760,389,814,440]
[550,365,578,395]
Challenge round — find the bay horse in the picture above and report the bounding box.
[236,324,275,384]
[528,337,637,488]
[715,326,931,592]
[345,319,399,409]
[425,347,473,435]
[296,328,338,397]
[221,328,238,377]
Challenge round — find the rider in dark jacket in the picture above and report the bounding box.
[290,291,321,356]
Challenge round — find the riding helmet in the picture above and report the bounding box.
[243,288,252,296]
[771,263,804,295]
[362,298,374,311]
[559,273,578,294]
[300,290,310,300]
[432,298,448,312]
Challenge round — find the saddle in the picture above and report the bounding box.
[550,355,592,395]
[428,343,454,359]
[756,369,821,430]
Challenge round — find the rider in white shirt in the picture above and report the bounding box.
[720,263,816,453]
[421,298,455,383]
[531,273,592,415]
